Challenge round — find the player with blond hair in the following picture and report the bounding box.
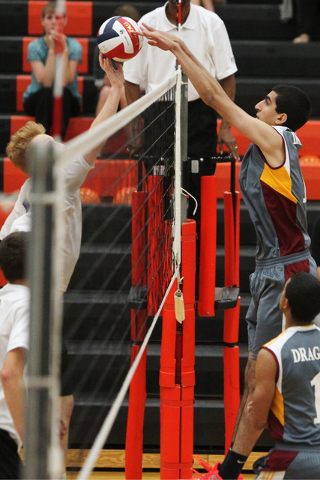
[3,55,124,475]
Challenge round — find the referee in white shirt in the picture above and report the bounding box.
[124,0,239,262]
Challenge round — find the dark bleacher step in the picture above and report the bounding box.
[82,203,132,244]
[215,4,296,41]
[233,41,320,77]
[0,74,96,115]
[4,36,320,79]
[65,341,248,397]
[67,243,254,293]
[196,293,251,344]
[63,290,131,341]
[63,289,251,343]
[92,2,162,33]
[70,394,274,449]
[0,1,162,36]
[67,243,131,291]
[235,77,320,118]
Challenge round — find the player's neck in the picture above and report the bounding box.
[11,279,28,287]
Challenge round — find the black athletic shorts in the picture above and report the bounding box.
[0,429,23,479]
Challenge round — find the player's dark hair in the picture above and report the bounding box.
[272,85,312,132]
[0,232,29,283]
[286,272,320,323]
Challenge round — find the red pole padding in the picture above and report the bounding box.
[223,346,240,453]
[125,190,147,480]
[160,220,196,479]
[198,176,217,317]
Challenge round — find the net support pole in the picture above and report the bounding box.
[125,190,147,480]
[159,220,196,479]
[223,190,241,453]
[198,176,217,317]
[25,142,62,480]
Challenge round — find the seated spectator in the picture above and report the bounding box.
[93,5,140,116]
[23,1,82,139]
[293,0,320,42]
[190,0,226,13]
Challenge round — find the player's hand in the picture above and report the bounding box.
[218,120,240,161]
[99,54,124,88]
[140,24,178,52]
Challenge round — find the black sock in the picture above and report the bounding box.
[218,449,248,479]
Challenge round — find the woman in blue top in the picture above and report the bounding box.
[23,1,82,139]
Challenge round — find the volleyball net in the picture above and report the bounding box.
[25,69,187,479]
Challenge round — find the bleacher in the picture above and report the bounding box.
[0,0,320,463]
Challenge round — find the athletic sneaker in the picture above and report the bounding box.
[193,456,244,480]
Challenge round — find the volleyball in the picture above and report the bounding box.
[97,16,144,62]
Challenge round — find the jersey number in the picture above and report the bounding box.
[311,372,320,424]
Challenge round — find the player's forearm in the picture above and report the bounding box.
[220,75,236,128]
[1,371,25,442]
[85,85,122,165]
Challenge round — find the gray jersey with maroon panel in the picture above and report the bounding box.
[239,126,310,261]
[264,325,320,445]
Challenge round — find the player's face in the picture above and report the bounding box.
[255,91,280,126]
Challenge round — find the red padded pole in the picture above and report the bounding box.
[198,176,217,317]
[125,190,147,480]
[223,347,240,453]
[180,221,196,479]
[160,220,196,479]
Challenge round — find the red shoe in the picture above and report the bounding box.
[192,457,223,479]
[193,456,244,480]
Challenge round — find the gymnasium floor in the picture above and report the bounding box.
[66,450,261,479]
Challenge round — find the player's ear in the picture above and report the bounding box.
[275,112,287,126]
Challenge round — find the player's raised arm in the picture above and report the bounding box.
[140,25,284,166]
[84,55,124,166]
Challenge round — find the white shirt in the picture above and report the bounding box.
[0,154,93,293]
[124,3,237,102]
[0,283,29,450]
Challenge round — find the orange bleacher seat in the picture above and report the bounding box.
[28,1,93,37]
[23,37,89,74]
[10,115,93,141]
[3,158,28,194]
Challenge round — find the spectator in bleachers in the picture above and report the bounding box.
[93,5,140,116]
[190,0,226,13]
[23,1,82,139]
[293,0,320,42]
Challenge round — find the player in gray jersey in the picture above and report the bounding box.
[138,26,317,479]
[248,272,320,479]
